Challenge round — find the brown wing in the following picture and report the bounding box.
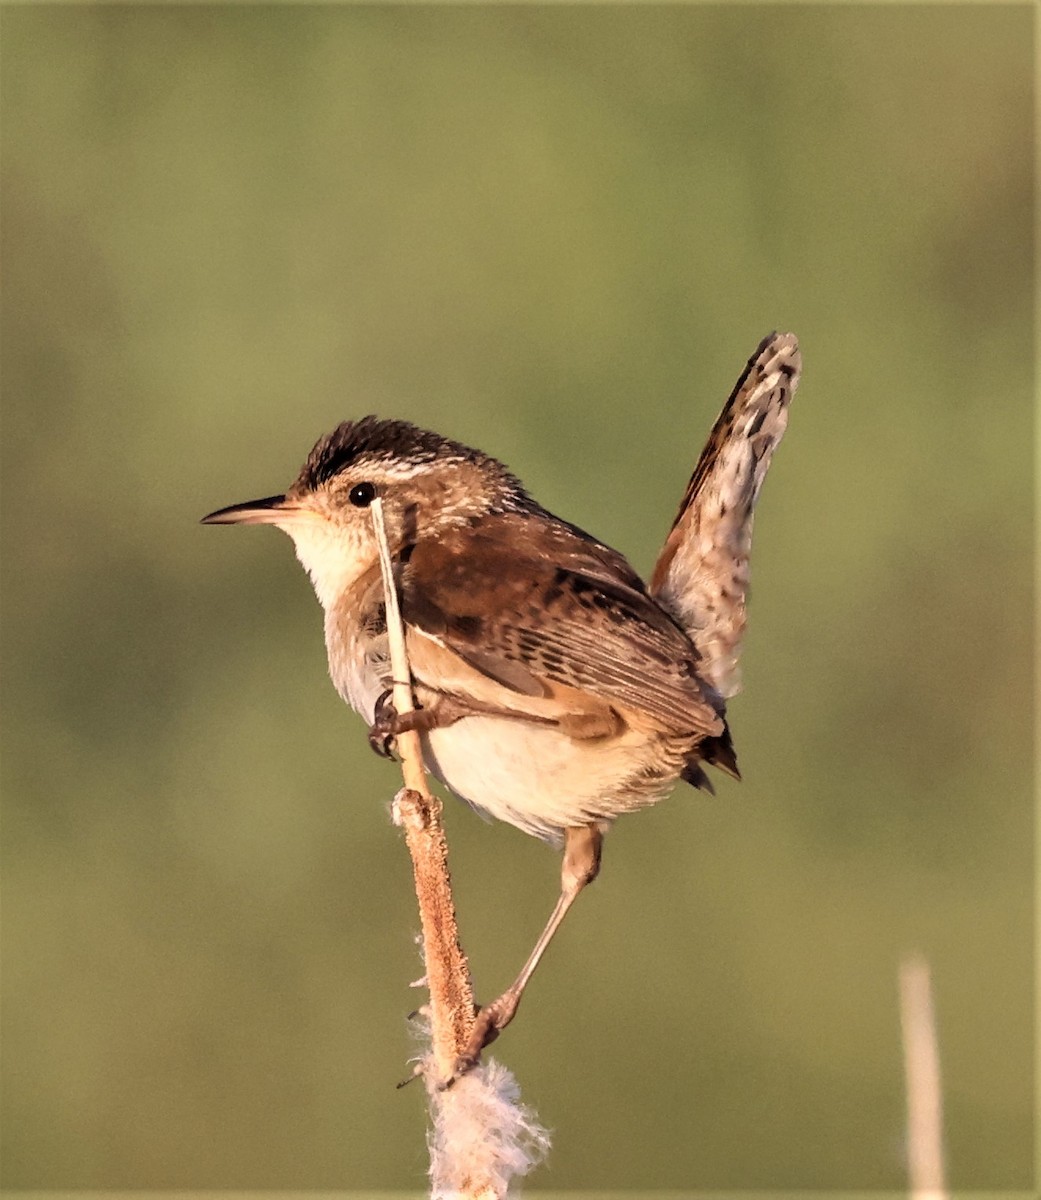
[651,331,801,699]
[399,514,724,738]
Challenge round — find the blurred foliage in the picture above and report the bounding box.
[1,4,1033,1192]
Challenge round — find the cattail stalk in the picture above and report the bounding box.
[370,497,550,1197]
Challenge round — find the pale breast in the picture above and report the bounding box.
[324,606,388,724]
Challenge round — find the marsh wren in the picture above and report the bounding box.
[203,331,801,1069]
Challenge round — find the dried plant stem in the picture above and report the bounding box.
[899,953,948,1200]
[370,496,477,1077]
[370,498,551,1196]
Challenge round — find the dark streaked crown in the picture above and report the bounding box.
[292,415,531,501]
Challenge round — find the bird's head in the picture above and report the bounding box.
[202,416,532,610]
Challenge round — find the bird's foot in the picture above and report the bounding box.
[369,689,481,759]
[368,691,435,759]
[449,991,521,1082]
[368,690,401,759]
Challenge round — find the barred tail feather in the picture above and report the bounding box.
[650,332,801,700]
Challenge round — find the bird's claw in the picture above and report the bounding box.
[444,995,517,1085]
[395,1062,424,1090]
[368,689,435,759]
[368,689,401,760]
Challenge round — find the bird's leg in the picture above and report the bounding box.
[368,689,460,758]
[453,822,603,1078]
[367,688,555,759]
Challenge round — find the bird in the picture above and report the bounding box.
[202,330,801,1071]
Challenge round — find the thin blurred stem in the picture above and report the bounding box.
[899,954,947,1200]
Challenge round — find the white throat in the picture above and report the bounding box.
[282,518,372,611]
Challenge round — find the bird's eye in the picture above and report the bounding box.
[348,481,376,508]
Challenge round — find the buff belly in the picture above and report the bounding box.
[421,715,680,845]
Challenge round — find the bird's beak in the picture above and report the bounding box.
[200,494,305,526]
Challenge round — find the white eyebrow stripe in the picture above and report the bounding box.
[353,454,470,483]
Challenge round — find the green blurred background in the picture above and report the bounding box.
[1,3,1033,1192]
